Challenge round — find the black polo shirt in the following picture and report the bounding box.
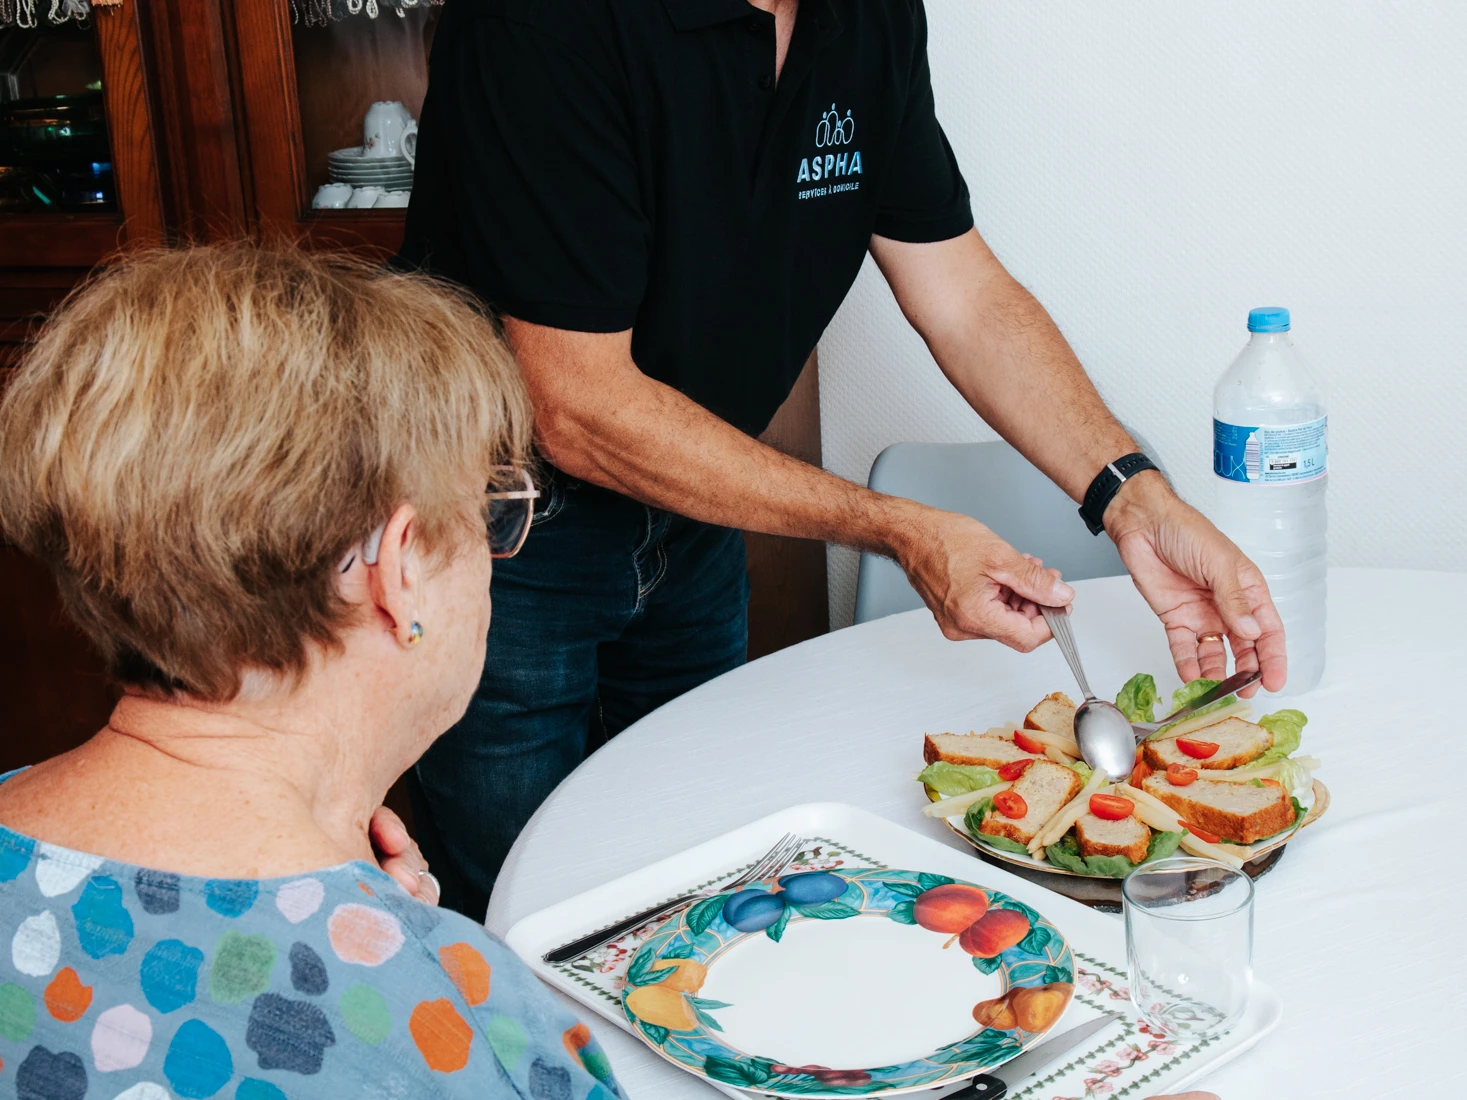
[400,0,973,438]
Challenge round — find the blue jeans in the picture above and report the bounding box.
[409,469,750,919]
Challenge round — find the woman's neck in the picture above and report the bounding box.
[0,686,415,880]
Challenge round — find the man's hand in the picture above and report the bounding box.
[369,805,439,906]
[893,505,1074,649]
[1106,471,1286,695]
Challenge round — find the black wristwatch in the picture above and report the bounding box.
[1078,452,1160,535]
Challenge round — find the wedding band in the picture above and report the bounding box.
[416,869,441,900]
[1198,633,1225,644]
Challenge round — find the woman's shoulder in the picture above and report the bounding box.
[0,833,619,1099]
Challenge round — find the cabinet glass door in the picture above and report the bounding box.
[291,3,438,216]
[0,19,115,215]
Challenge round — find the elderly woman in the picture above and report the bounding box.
[0,245,617,1099]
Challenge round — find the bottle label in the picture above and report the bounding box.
[1214,416,1327,485]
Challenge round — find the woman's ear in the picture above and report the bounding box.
[366,503,422,647]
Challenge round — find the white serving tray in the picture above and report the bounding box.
[503,802,1280,1098]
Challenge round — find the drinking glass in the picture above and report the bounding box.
[1123,856,1253,1040]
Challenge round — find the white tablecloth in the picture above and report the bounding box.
[486,567,1466,1097]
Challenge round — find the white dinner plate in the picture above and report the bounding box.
[619,866,1075,1097]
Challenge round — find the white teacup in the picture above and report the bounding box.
[363,101,418,166]
[346,186,384,209]
[311,182,353,209]
[373,190,411,209]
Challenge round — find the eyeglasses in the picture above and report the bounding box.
[483,466,539,558]
[341,466,540,573]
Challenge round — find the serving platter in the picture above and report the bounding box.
[619,866,1074,1098]
[931,779,1331,909]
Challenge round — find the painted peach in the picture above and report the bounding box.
[958,908,1030,957]
[912,884,990,933]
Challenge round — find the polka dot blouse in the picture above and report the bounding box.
[0,811,621,1099]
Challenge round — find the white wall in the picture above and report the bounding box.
[820,2,1467,628]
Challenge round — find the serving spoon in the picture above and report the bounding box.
[1038,607,1263,780]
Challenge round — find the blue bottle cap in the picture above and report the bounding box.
[1248,306,1291,333]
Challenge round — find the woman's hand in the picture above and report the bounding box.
[369,805,439,906]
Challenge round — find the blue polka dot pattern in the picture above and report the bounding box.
[140,938,204,1014]
[288,942,329,996]
[205,879,260,918]
[0,803,623,1100]
[245,993,336,1075]
[164,1019,234,1098]
[16,1044,88,1100]
[137,868,182,915]
[72,874,135,958]
[0,834,35,883]
[236,1078,289,1100]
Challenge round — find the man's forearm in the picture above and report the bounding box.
[872,229,1138,502]
[506,319,925,557]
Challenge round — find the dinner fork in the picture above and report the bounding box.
[541,832,804,964]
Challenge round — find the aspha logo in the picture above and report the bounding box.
[796,102,862,195]
[815,103,855,147]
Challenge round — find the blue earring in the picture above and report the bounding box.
[408,621,424,646]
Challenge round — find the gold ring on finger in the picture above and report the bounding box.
[1197,633,1225,645]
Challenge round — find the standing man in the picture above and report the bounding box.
[399,0,1286,918]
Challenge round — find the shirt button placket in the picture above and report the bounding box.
[758,73,774,90]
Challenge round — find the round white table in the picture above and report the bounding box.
[486,567,1465,1097]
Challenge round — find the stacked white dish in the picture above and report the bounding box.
[327,147,414,192]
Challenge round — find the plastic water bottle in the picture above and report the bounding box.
[1212,307,1327,692]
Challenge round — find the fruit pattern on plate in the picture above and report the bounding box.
[621,868,1075,1097]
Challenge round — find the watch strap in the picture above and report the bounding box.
[1078,452,1159,535]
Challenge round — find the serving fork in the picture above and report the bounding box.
[542,832,804,964]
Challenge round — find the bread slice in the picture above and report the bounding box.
[979,759,1082,846]
[1024,692,1077,737]
[1142,773,1295,844]
[1142,717,1273,772]
[924,733,1041,769]
[1074,811,1151,864]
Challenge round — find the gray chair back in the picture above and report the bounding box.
[853,437,1164,624]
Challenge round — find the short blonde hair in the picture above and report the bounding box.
[0,243,532,701]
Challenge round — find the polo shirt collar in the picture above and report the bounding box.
[661,0,757,30]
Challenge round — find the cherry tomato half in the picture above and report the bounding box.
[1165,763,1198,786]
[1013,730,1045,755]
[1176,737,1220,760]
[1088,793,1135,821]
[997,758,1035,782]
[992,790,1028,819]
[1180,819,1222,844]
[1129,761,1154,787]
[1260,778,1283,789]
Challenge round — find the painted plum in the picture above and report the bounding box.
[723,890,786,932]
[775,872,846,906]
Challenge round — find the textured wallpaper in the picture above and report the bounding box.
[820,2,1467,627]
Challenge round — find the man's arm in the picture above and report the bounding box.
[869,228,1287,692]
[507,319,1071,650]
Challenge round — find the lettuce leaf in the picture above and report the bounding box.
[1254,709,1307,766]
[1044,829,1186,878]
[917,761,1002,796]
[1068,759,1093,783]
[1115,674,1158,723]
[1158,677,1237,731]
[963,799,1032,856]
[1273,756,1314,796]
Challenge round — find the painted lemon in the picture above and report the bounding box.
[625,984,697,1031]
[650,958,708,993]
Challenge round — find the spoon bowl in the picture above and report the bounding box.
[1073,699,1138,781]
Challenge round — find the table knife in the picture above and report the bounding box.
[937,1014,1121,1099]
